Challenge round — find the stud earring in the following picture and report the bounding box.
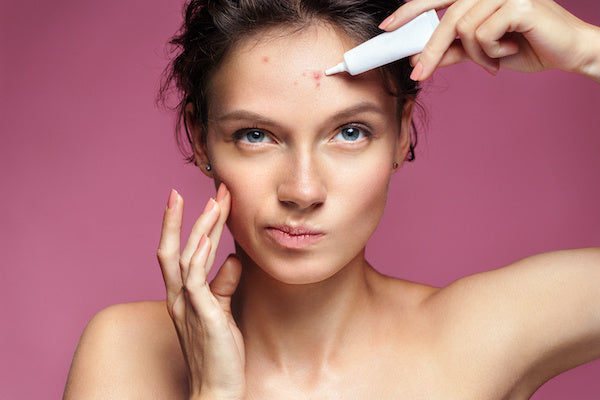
[392,162,399,169]
[206,164,212,171]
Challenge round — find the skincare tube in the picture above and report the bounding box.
[325,10,439,76]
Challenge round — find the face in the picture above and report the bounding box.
[197,24,411,285]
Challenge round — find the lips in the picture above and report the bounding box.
[265,225,324,249]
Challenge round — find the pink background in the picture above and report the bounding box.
[1,0,599,398]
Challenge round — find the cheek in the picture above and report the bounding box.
[211,157,273,241]
[333,154,393,235]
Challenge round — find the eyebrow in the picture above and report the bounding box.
[212,101,386,127]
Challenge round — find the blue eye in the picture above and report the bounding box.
[332,126,369,142]
[246,130,265,142]
[235,129,274,144]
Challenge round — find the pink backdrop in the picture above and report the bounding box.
[1,0,599,398]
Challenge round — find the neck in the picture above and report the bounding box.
[233,246,378,374]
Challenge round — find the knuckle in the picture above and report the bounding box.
[455,16,473,37]
[185,275,205,292]
[474,29,496,55]
[168,298,185,321]
[203,307,227,327]
[507,0,535,19]
[444,5,461,23]
[172,306,185,322]
[508,0,533,12]
[156,247,171,263]
[179,258,188,272]
[474,27,488,44]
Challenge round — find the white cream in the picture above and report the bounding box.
[325,10,439,76]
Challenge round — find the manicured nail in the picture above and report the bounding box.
[202,198,217,214]
[167,189,178,210]
[484,63,500,76]
[216,182,228,202]
[410,62,423,81]
[378,14,395,30]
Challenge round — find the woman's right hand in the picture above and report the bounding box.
[380,0,600,82]
[157,183,246,400]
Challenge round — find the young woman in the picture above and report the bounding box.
[64,0,600,398]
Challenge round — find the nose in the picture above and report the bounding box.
[277,153,327,210]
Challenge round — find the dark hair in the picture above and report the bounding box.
[159,0,421,162]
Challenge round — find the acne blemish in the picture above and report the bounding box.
[263,56,270,63]
[299,70,325,88]
[293,81,298,86]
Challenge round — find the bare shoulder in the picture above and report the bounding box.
[422,247,600,398]
[64,301,187,399]
[428,247,600,317]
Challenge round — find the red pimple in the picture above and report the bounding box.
[293,81,298,85]
[312,71,323,80]
[302,72,307,77]
[263,56,270,62]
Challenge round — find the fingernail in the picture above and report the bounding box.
[378,14,395,30]
[202,198,217,214]
[483,63,499,76]
[216,182,228,202]
[410,62,423,81]
[167,189,178,210]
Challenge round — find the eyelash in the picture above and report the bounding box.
[331,123,373,143]
[232,128,275,144]
[231,123,374,145]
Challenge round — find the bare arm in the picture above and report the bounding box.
[429,247,600,397]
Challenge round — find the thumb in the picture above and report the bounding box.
[209,254,242,311]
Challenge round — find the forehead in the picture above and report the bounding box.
[207,23,397,123]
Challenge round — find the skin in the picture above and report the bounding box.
[64,1,600,399]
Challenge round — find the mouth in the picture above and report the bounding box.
[265,225,325,249]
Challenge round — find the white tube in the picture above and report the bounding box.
[325,10,439,76]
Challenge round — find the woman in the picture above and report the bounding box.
[64,0,600,398]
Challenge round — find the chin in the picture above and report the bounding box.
[244,247,360,286]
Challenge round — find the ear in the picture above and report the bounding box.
[185,103,213,177]
[394,100,415,170]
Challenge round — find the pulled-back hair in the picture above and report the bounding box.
[160,0,421,162]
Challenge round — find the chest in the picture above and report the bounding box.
[243,348,526,400]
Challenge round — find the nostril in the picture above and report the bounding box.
[277,182,327,210]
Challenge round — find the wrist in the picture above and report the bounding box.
[577,23,600,83]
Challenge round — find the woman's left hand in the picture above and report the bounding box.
[380,0,600,82]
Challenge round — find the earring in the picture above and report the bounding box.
[206,164,212,171]
[392,162,399,169]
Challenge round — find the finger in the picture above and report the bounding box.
[413,0,478,81]
[180,197,220,281]
[185,235,229,326]
[476,4,527,59]
[209,254,242,315]
[436,40,472,67]
[157,189,184,299]
[455,0,503,74]
[380,0,455,31]
[411,39,471,67]
[205,183,231,278]
[184,234,216,312]
[185,234,211,290]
